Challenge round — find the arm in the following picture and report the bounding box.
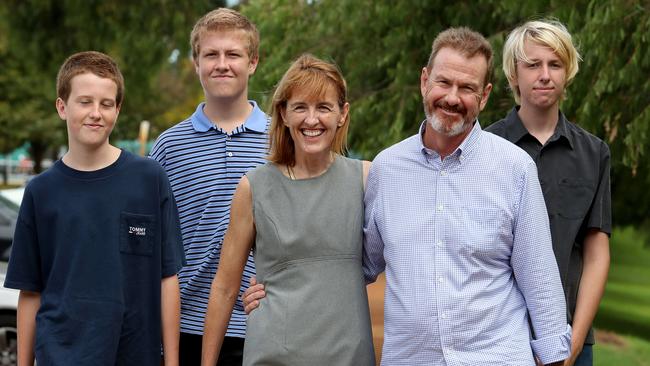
[161,274,180,366]
[511,162,570,365]
[202,177,255,366]
[362,160,371,190]
[362,160,385,284]
[17,290,40,366]
[564,230,609,366]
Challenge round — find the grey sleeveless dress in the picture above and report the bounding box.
[243,156,375,366]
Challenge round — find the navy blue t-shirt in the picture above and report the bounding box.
[4,150,185,365]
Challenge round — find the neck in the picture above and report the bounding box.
[517,103,559,145]
[204,94,252,134]
[423,123,473,160]
[63,143,121,171]
[290,151,335,179]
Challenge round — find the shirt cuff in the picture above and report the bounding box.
[531,324,572,365]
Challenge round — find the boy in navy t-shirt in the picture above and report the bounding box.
[4,51,185,366]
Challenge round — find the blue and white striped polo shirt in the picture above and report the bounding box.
[150,101,269,337]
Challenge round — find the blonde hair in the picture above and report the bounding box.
[503,19,582,104]
[427,27,493,87]
[190,8,259,61]
[268,54,349,166]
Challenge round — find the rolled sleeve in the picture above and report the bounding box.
[531,324,572,365]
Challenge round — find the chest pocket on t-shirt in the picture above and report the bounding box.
[120,212,155,256]
[557,178,595,220]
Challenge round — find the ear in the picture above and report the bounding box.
[248,55,259,75]
[193,56,200,76]
[55,98,67,120]
[338,102,350,127]
[420,67,430,98]
[479,83,493,111]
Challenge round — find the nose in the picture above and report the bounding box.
[305,109,320,124]
[89,103,101,119]
[215,55,228,71]
[539,65,550,82]
[445,87,461,105]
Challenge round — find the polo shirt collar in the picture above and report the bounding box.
[501,106,574,149]
[190,101,267,133]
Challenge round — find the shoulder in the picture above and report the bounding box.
[372,134,420,168]
[483,117,508,136]
[565,120,610,156]
[152,117,195,146]
[122,151,168,178]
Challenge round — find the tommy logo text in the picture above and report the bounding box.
[129,226,147,236]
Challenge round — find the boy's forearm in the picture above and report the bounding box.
[161,275,180,366]
[17,290,40,366]
[570,230,609,359]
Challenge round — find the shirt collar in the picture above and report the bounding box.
[190,101,267,133]
[501,106,574,149]
[417,119,483,162]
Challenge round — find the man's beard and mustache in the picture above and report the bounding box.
[425,101,475,137]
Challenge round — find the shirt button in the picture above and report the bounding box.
[441,313,447,319]
[440,170,447,176]
[438,276,444,283]
[436,241,443,247]
[227,152,233,157]
[437,204,444,211]
[226,135,232,141]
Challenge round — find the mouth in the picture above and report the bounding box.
[435,103,465,117]
[301,129,325,137]
[84,123,103,129]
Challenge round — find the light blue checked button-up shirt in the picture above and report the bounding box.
[363,121,571,365]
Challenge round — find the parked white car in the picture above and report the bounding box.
[0,188,23,365]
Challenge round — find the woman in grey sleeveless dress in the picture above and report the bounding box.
[202,54,375,366]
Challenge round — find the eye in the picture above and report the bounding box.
[318,105,333,113]
[527,62,540,69]
[101,101,115,108]
[292,105,306,112]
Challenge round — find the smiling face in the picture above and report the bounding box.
[281,83,349,160]
[514,40,567,110]
[56,72,120,151]
[421,47,492,138]
[194,29,258,103]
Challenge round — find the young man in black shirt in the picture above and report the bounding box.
[487,20,611,366]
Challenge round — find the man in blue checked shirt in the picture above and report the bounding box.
[362,27,571,365]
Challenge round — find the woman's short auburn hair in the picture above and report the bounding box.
[267,54,350,166]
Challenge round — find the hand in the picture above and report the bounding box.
[242,276,265,314]
[562,339,582,366]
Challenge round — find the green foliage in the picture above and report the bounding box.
[242,0,650,225]
[594,226,650,340]
[0,0,225,171]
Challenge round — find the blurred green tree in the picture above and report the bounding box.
[242,0,650,226]
[0,0,225,172]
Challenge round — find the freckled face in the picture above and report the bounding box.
[55,73,120,150]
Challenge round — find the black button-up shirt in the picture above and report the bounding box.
[486,106,611,345]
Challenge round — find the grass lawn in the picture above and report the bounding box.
[595,330,650,366]
[593,226,650,340]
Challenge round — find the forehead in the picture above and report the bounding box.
[68,72,118,98]
[521,40,562,61]
[431,47,488,85]
[287,79,339,104]
[198,29,250,52]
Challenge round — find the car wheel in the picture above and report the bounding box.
[0,314,17,366]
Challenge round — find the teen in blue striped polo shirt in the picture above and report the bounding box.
[150,8,268,366]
